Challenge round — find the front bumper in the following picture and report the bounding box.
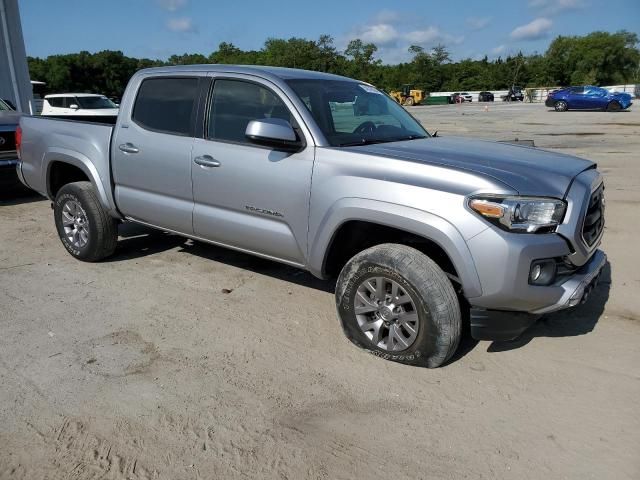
[531,249,606,314]
[470,250,605,341]
[545,98,556,107]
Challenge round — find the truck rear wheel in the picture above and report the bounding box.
[335,244,461,368]
[53,181,117,262]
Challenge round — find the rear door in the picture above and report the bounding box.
[112,75,203,233]
[190,75,315,265]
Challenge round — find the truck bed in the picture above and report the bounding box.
[18,115,119,215]
[41,114,118,125]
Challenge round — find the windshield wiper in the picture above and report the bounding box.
[387,135,428,142]
[338,138,393,147]
[339,135,428,147]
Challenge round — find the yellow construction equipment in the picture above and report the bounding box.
[389,84,426,106]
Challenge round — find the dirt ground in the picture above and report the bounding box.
[1,102,638,480]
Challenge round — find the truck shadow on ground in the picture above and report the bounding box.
[0,190,44,205]
[111,223,335,293]
[487,261,611,353]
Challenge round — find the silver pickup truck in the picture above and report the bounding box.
[17,65,606,367]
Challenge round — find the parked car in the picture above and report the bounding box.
[478,91,494,102]
[0,100,23,193]
[17,65,606,368]
[42,94,119,116]
[501,86,524,102]
[545,86,633,112]
[452,92,472,103]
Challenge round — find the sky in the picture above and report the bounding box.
[19,0,640,63]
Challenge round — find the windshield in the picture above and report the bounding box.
[76,96,117,109]
[286,79,429,147]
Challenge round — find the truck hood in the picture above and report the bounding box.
[347,136,595,198]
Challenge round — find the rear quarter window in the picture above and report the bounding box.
[132,77,199,136]
[47,97,64,108]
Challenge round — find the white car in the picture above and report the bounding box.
[42,94,119,116]
[460,92,473,102]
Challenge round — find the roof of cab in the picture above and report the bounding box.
[137,64,358,83]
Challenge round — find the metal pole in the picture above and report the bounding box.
[0,0,23,111]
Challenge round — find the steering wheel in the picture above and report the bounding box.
[353,121,377,134]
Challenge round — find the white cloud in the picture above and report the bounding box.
[343,11,465,63]
[528,0,585,15]
[374,9,400,24]
[405,27,464,46]
[491,44,506,55]
[157,0,187,11]
[166,17,195,33]
[466,16,491,30]
[510,17,552,40]
[357,23,399,46]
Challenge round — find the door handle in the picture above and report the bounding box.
[118,143,139,154]
[194,155,221,168]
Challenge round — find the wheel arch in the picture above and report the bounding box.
[43,148,120,217]
[308,198,482,298]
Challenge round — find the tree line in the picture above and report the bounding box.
[28,30,639,99]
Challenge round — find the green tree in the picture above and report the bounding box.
[344,39,380,82]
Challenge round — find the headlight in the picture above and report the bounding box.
[468,195,566,233]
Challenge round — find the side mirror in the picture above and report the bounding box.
[245,118,301,150]
[69,104,79,110]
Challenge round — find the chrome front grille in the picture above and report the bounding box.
[582,184,604,247]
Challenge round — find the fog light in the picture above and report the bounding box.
[531,264,542,282]
[529,259,557,285]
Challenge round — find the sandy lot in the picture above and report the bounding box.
[1,102,638,479]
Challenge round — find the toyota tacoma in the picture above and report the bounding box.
[16,65,606,367]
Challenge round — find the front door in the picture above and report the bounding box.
[191,76,314,265]
[112,76,201,233]
[568,87,587,109]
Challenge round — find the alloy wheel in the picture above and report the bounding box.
[354,276,420,351]
[61,199,90,249]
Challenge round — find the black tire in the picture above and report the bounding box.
[554,100,568,112]
[607,100,621,112]
[335,244,461,368]
[404,97,414,106]
[53,181,118,261]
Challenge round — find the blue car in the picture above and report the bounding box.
[545,86,633,112]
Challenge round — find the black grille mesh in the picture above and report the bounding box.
[582,184,604,247]
[0,131,16,152]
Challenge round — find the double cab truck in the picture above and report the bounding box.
[16,65,606,367]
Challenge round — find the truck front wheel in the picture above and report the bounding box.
[335,244,461,368]
[53,181,118,262]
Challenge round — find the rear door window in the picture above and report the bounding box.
[47,97,64,108]
[132,77,199,136]
[63,97,78,108]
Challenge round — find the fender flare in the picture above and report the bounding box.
[42,147,119,216]
[308,197,483,298]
